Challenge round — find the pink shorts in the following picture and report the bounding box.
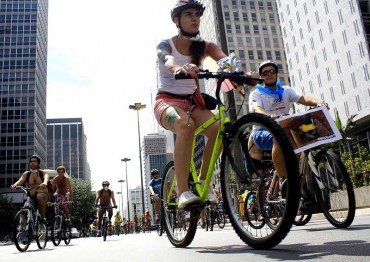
[154,94,195,126]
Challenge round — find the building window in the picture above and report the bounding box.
[264,37,271,48]
[315,11,320,24]
[364,64,369,80]
[304,3,308,15]
[330,86,335,101]
[253,25,259,33]
[326,67,331,81]
[306,62,310,76]
[235,24,241,33]
[242,12,248,22]
[328,20,333,34]
[310,37,315,50]
[303,45,307,57]
[266,50,272,59]
[299,28,303,40]
[355,95,362,111]
[354,20,360,35]
[323,47,327,61]
[324,1,329,14]
[233,12,239,20]
[257,50,263,59]
[346,50,352,66]
[255,37,261,47]
[307,20,311,32]
[317,74,322,88]
[226,24,232,34]
[296,11,300,23]
[248,50,254,59]
[340,80,345,95]
[332,39,337,54]
[275,51,281,60]
[342,30,348,45]
[338,9,343,25]
[271,25,277,34]
[336,59,342,74]
[244,25,250,34]
[351,72,357,88]
[319,29,323,42]
[359,42,365,58]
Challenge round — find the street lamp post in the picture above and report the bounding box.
[117,180,124,218]
[121,158,131,221]
[116,192,122,213]
[129,103,146,215]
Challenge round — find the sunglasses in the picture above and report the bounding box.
[261,69,277,76]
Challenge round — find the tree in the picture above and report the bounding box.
[0,193,18,237]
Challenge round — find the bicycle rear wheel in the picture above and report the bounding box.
[35,216,48,249]
[216,207,226,229]
[63,222,72,245]
[314,149,356,228]
[293,195,313,226]
[220,113,299,249]
[51,216,62,246]
[161,161,199,247]
[13,211,31,252]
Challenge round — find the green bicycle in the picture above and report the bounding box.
[161,70,300,249]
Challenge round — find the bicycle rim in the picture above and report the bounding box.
[161,161,198,247]
[314,150,356,228]
[63,224,72,245]
[36,217,48,249]
[293,196,312,226]
[52,216,62,246]
[13,211,31,252]
[245,191,265,229]
[217,210,226,229]
[220,113,299,249]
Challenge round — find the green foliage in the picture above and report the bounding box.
[69,178,97,230]
[0,193,18,236]
[340,145,370,188]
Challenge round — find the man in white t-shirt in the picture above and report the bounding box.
[248,60,328,181]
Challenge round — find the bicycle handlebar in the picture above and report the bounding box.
[175,70,264,104]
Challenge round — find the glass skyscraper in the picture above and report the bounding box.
[0,0,48,192]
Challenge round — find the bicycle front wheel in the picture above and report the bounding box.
[314,149,356,228]
[220,113,299,249]
[13,211,31,252]
[51,216,62,246]
[35,216,48,249]
[63,222,72,245]
[102,218,108,241]
[161,161,199,247]
[216,207,226,229]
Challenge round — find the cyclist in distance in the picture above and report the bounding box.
[52,165,74,225]
[95,181,117,236]
[248,60,328,181]
[114,211,122,232]
[154,0,258,209]
[148,168,162,221]
[10,155,49,223]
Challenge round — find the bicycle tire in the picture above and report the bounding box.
[210,208,215,231]
[102,218,107,241]
[205,207,210,231]
[35,216,48,249]
[314,149,356,228]
[220,113,299,249]
[13,211,31,252]
[293,195,312,226]
[216,208,226,229]
[63,223,72,245]
[245,191,265,229]
[51,216,62,246]
[161,161,199,247]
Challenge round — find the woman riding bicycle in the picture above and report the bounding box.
[154,0,257,209]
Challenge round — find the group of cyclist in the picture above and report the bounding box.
[10,155,74,225]
[154,0,328,212]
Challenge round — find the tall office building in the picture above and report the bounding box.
[277,0,370,141]
[0,0,49,193]
[46,118,90,180]
[201,0,290,115]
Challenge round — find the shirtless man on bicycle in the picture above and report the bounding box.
[52,165,74,224]
[95,181,117,236]
[10,155,49,222]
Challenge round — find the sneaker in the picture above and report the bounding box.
[178,191,201,209]
[200,181,218,204]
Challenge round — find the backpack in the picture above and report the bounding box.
[26,170,53,194]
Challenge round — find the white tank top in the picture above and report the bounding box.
[158,38,197,95]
